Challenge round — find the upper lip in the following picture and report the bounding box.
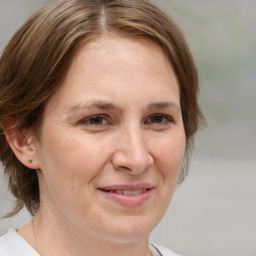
[98,183,155,191]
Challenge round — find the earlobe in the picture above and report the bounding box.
[2,118,40,169]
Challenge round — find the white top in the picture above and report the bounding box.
[0,229,180,256]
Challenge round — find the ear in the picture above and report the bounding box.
[2,118,40,169]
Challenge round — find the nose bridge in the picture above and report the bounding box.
[124,123,147,159]
[112,122,152,174]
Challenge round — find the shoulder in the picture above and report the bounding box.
[0,228,39,256]
[150,242,182,256]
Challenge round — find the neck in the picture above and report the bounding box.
[18,212,152,256]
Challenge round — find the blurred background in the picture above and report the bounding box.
[0,0,255,255]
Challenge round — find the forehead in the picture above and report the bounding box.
[45,34,180,112]
[68,33,176,79]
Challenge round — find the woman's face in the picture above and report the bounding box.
[33,35,186,243]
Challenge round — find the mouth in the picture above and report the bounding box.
[98,183,154,207]
[99,188,152,196]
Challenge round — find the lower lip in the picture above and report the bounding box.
[99,189,153,207]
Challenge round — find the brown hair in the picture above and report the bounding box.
[0,0,204,216]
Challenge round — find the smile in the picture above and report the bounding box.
[98,184,154,207]
[101,188,150,195]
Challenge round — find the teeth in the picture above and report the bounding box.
[114,189,146,195]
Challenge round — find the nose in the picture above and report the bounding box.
[111,126,154,175]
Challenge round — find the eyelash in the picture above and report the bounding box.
[78,114,174,128]
[79,115,108,126]
[144,114,173,125]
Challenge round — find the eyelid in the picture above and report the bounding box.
[144,113,174,125]
[79,114,109,126]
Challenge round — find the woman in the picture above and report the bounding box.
[0,0,204,255]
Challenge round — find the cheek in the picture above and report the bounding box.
[65,137,111,178]
[40,132,112,196]
[152,132,186,178]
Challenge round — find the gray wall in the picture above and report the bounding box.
[1,1,256,255]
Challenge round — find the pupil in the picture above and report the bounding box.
[90,117,102,124]
[152,116,162,123]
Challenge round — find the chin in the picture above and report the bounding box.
[103,215,157,244]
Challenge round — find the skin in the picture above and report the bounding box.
[10,35,186,256]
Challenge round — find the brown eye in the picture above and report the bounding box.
[80,116,107,126]
[145,114,172,124]
[89,116,104,125]
[150,115,164,123]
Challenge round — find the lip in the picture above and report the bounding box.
[98,183,155,207]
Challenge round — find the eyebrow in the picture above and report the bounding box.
[67,100,121,113]
[67,100,180,113]
[147,101,180,111]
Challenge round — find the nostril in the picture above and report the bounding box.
[114,165,132,172]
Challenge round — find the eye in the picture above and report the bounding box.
[79,115,107,126]
[144,114,173,125]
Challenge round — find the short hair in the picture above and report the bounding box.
[0,0,204,216]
